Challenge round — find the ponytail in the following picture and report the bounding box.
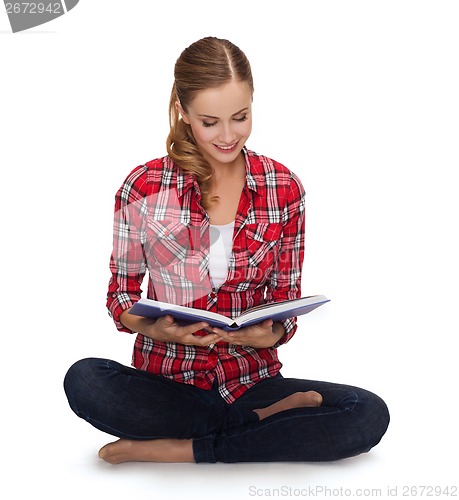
[166,82,214,209]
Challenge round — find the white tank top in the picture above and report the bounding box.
[209,221,235,289]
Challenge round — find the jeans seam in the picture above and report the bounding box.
[83,415,172,440]
[336,391,359,413]
[216,407,347,442]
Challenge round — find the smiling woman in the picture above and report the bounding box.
[181,86,252,150]
[63,36,390,465]
[167,37,254,211]
[176,80,252,224]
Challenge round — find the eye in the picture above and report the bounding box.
[202,121,217,128]
[234,115,248,123]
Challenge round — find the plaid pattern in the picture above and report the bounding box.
[107,148,305,403]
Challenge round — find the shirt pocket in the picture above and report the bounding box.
[244,222,283,265]
[145,220,193,267]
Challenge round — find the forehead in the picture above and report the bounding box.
[189,80,252,117]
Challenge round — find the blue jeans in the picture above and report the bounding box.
[63,358,389,463]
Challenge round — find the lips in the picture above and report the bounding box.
[213,142,239,153]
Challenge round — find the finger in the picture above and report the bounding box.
[182,322,210,335]
[213,333,240,345]
[211,327,229,338]
[211,327,237,338]
[159,315,175,326]
[197,333,223,346]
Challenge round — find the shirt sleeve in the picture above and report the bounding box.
[266,171,306,347]
[106,165,148,332]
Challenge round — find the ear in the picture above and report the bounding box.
[175,101,190,124]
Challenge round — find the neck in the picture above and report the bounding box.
[211,152,246,187]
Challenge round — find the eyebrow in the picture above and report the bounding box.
[197,107,249,120]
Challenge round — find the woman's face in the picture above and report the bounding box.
[178,80,253,171]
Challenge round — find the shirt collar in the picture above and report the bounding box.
[243,147,266,196]
[175,165,200,199]
[175,147,266,198]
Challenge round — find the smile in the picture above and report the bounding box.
[214,142,238,153]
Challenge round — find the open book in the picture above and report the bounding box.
[128,295,329,332]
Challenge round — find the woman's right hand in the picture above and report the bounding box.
[120,309,222,347]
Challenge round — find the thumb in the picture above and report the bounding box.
[162,315,175,325]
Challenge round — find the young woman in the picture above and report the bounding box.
[64,37,389,464]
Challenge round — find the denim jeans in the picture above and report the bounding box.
[63,358,389,463]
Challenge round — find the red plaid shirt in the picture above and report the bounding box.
[107,148,305,403]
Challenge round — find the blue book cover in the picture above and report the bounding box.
[129,295,329,332]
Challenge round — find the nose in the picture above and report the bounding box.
[219,123,236,144]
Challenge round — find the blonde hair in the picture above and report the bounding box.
[166,37,254,209]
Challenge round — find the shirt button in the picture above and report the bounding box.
[210,291,217,299]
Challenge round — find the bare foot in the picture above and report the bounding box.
[98,438,194,464]
[253,391,323,420]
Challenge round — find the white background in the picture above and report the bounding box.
[1,1,458,498]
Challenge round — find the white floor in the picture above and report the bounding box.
[7,392,458,500]
[4,315,457,500]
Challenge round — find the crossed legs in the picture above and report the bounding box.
[64,358,389,464]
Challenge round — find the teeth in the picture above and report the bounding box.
[217,145,235,150]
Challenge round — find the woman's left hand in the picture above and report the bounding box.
[211,319,285,348]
